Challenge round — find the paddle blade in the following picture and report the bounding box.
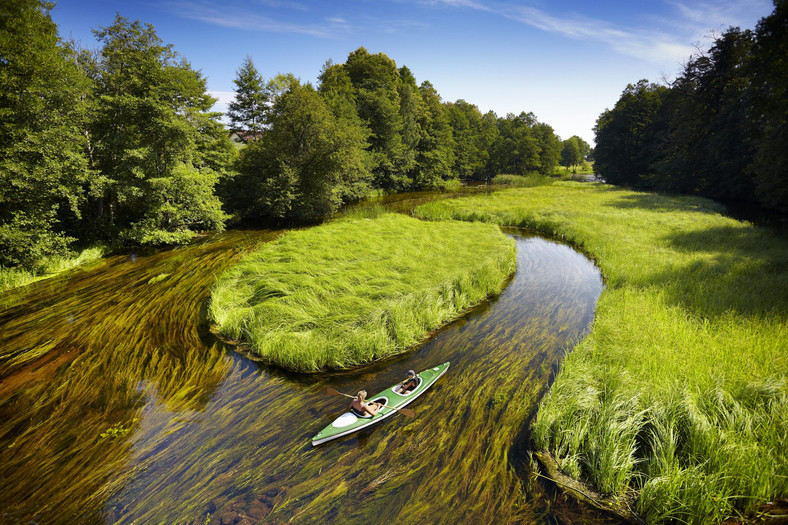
[325,387,354,399]
[398,407,416,418]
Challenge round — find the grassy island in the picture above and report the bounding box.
[416,182,788,524]
[209,213,515,372]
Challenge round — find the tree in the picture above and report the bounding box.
[534,123,562,175]
[594,80,668,187]
[87,15,227,243]
[411,81,455,188]
[233,84,370,223]
[748,0,788,212]
[0,0,91,268]
[227,55,267,141]
[446,100,497,180]
[560,137,582,171]
[490,112,541,175]
[344,47,412,190]
[560,135,589,172]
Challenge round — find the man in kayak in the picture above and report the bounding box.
[350,390,381,418]
[396,370,418,394]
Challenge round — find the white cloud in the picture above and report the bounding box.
[207,90,236,104]
[163,1,349,38]
[425,0,766,66]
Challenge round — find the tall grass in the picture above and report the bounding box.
[415,182,788,523]
[209,213,516,371]
[492,173,553,187]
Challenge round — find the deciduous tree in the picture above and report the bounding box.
[0,0,91,268]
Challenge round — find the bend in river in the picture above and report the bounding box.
[0,207,609,523]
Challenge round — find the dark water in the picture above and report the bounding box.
[0,218,606,523]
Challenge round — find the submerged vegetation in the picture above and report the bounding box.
[416,182,788,523]
[209,213,515,371]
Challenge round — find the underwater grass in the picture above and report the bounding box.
[415,182,788,523]
[209,213,516,372]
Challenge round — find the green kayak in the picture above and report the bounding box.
[312,362,450,446]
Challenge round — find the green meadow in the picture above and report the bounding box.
[209,213,515,372]
[415,182,788,524]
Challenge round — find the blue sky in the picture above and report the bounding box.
[51,0,774,144]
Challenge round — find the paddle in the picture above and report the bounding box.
[325,387,416,418]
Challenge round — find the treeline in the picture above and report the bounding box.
[222,48,563,223]
[0,0,564,271]
[594,0,787,214]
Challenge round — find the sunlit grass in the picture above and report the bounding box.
[0,245,107,292]
[491,173,553,187]
[209,213,516,371]
[415,182,788,523]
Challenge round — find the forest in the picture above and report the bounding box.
[1,0,578,272]
[593,0,787,215]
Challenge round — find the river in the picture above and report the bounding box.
[0,198,608,524]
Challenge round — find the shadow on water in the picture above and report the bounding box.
[0,208,608,523]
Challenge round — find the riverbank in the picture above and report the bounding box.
[209,213,516,371]
[0,245,106,293]
[415,182,788,524]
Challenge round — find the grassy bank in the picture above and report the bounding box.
[491,173,553,187]
[0,245,107,292]
[415,182,788,524]
[209,213,515,371]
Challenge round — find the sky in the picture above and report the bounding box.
[50,0,775,145]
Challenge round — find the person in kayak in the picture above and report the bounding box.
[350,390,381,418]
[397,370,418,394]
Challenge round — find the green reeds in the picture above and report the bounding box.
[415,182,788,522]
[209,213,516,371]
[491,173,553,187]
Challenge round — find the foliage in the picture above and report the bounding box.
[230,83,371,223]
[85,14,229,243]
[594,2,788,214]
[416,182,788,523]
[559,135,590,172]
[0,0,91,268]
[125,162,227,244]
[226,55,267,141]
[748,0,788,211]
[209,213,515,371]
[446,100,498,180]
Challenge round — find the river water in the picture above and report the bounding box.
[0,203,607,523]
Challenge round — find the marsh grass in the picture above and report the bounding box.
[209,213,516,372]
[0,245,106,292]
[415,182,788,523]
[492,173,553,187]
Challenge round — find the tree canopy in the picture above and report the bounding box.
[2,10,568,271]
[594,1,788,214]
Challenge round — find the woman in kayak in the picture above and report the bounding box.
[350,390,381,418]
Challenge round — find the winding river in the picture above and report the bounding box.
[0,195,608,524]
